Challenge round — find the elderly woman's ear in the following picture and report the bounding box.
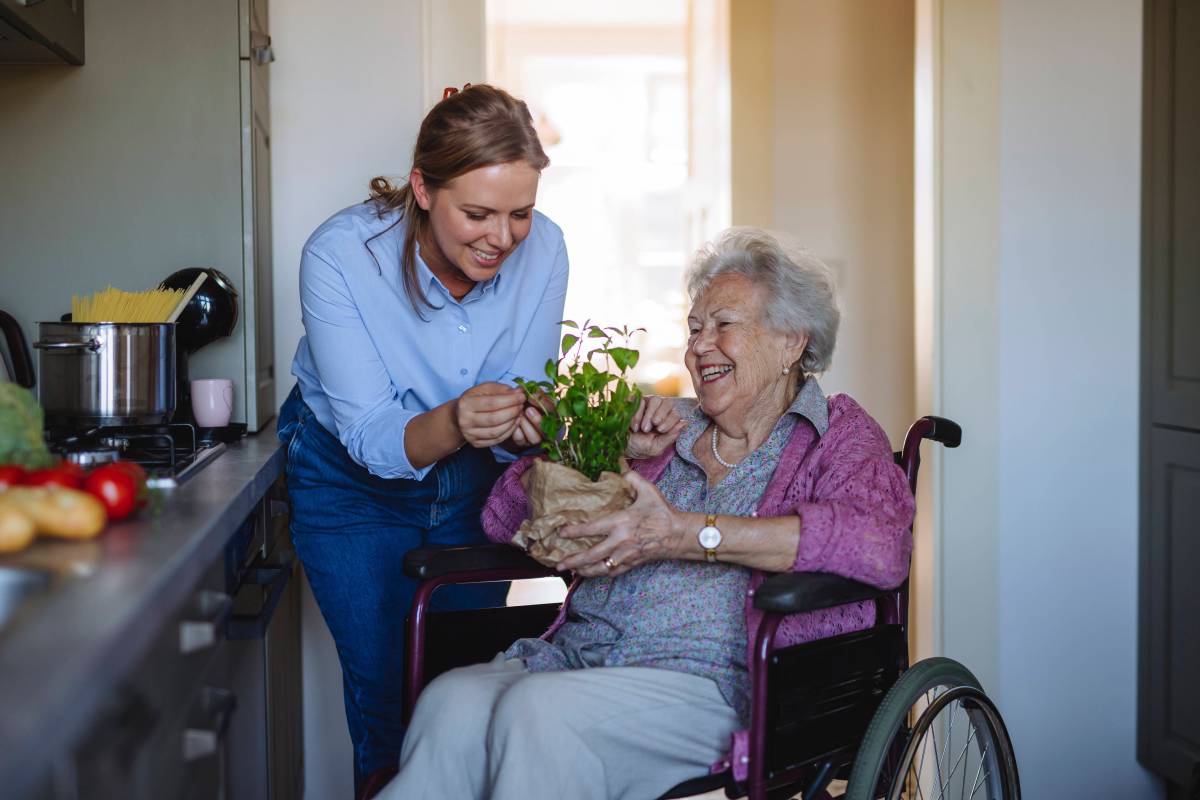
[782,331,809,375]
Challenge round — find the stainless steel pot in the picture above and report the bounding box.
[34,322,176,426]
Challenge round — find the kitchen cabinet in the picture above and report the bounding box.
[28,477,302,800]
[1140,1,1200,798]
[0,0,275,431]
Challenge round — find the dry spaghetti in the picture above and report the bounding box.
[71,286,185,323]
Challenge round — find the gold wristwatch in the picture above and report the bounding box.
[697,514,723,563]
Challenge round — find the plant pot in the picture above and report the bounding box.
[513,459,634,568]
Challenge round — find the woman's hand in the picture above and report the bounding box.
[456,383,526,448]
[557,472,684,577]
[508,393,549,450]
[625,396,686,461]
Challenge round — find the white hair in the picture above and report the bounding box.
[685,227,840,373]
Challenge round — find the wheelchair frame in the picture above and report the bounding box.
[401,415,964,800]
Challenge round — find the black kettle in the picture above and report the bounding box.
[0,310,35,388]
[161,268,239,353]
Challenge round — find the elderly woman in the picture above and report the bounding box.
[380,228,916,800]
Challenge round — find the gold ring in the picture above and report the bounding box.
[604,556,618,571]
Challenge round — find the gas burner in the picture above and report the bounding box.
[45,422,225,488]
[62,448,121,467]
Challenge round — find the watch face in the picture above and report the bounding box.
[698,525,722,549]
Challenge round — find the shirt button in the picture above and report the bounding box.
[458,324,468,333]
[459,368,468,376]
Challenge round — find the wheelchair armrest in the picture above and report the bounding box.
[753,571,894,614]
[403,543,557,581]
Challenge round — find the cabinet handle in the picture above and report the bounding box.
[250,31,275,65]
[182,687,237,762]
[179,590,233,654]
[227,551,294,641]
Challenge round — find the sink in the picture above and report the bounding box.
[0,566,51,631]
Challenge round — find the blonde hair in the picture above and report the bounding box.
[368,84,550,315]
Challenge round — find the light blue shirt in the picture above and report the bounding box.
[290,201,568,480]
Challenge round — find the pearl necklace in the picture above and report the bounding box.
[710,427,740,469]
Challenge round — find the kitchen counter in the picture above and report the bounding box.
[0,423,286,799]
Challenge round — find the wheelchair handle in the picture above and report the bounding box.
[914,415,962,448]
[899,416,963,496]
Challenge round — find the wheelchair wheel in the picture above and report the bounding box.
[845,657,1020,800]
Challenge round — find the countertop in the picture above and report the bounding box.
[0,423,286,798]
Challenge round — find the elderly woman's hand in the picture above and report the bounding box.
[625,396,687,461]
[556,472,684,577]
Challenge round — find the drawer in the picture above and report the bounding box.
[70,558,233,799]
[135,665,235,800]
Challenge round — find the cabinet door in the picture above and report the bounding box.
[1145,0,1200,431]
[251,82,275,430]
[240,0,275,432]
[1141,2,1200,793]
[1140,426,1200,785]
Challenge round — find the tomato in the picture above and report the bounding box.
[83,464,140,521]
[0,465,26,490]
[109,461,148,489]
[25,461,86,490]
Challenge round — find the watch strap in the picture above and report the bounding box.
[704,513,718,563]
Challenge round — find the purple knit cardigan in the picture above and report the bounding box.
[480,393,916,779]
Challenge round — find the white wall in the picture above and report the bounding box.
[269,1,480,796]
[731,0,915,445]
[926,0,1163,795]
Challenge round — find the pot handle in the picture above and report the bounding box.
[33,339,100,352]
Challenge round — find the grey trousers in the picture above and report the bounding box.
[379,653,740,800]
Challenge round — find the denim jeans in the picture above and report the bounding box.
[278,385,509,791]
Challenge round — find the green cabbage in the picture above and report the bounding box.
[0,383,54,469]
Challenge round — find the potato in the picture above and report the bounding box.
[3,486,107,540]
[0,502,36,553]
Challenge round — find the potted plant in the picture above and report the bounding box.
[511,321,644,566]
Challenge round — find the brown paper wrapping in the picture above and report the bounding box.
[511,459,634,568]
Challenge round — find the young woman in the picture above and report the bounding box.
[276,85,566,798]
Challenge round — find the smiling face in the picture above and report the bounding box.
[411,161,540,293]
[685,273,808,425]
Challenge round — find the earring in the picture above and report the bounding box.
[782,365,791,375]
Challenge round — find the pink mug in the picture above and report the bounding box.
[191,378,234,428]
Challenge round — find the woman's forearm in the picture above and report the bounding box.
[403,399,467,470]
[670,511,801,572]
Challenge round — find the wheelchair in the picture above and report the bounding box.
[398,416,1021,800]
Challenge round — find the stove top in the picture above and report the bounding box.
[46,423,226,489]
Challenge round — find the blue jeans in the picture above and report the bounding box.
[278,385,509,790]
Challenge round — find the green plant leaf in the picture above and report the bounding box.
[560,333,578,356]
[606,346,638,372]
[560,319,578,329]
[544,359,558,381]
[587,326,607,338]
